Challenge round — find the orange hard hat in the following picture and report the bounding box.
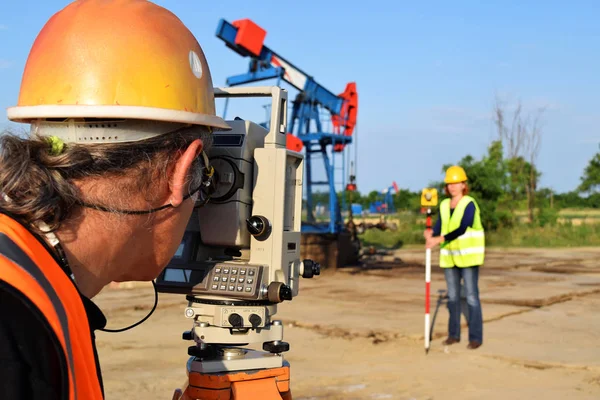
[7,0,229,142]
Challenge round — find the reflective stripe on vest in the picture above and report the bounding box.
[0,214,103,400]
[439,196,485,268]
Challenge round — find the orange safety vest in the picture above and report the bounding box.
[0,214,104,400]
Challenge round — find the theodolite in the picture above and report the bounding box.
[155,86,320,399]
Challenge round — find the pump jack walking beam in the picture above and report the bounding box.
[215,18,358,236]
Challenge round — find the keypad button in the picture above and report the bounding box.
[221,277,228,282]
[211,284,218,290]
[248,269,255,276]
[213,276,220,282]
[245,287,252,292]
[219,285,226,290]
[215,268,221,273]
[230,277,236,283]
[247,278,254,284]
[223,268,229,274]
[229,285,235,291]
[238,277,245,283]
[240,269,246,275]
[237,286,243,292]
[231,269,238,274]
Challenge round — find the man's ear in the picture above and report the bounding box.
[169,139,203,208]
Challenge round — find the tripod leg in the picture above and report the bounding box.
[172,385,193,400]
[429,290,447,343]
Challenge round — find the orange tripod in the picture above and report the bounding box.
[173,360,292,400]
[171,316,296,400]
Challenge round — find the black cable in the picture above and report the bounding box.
[79,184,207,215]
[205,199,252,207]
[79,150,215,215]
[99,280,158,333]
[223,156,253,165]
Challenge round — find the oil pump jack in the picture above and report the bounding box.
[215,18,360,268]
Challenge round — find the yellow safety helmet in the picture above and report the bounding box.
[7,0,230,144]
[444,165,468,184]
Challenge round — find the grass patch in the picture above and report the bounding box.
[558,208,600,216]
[487,224,600,247]
[358,214,600,249]
[514,208,600,219]
[360,226,422,249]
[558,214,600,220]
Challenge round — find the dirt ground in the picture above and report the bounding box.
[94,247,600,400]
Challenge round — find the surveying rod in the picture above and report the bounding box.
[420,188,438,354]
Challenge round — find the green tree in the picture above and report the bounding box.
[506,157,539,202]
[393,189,421,211]
[578,151,600,193]
[494,96,545,223]
[442,140,511,230]
[586,193,600,208]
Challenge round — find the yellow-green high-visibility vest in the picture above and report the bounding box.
[439,195,485,268]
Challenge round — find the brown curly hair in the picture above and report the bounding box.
[0,125,212,233]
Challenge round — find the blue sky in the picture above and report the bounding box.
[1,0,599,195]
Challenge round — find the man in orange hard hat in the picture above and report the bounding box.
[424,165,485,349]
[0,1,228,398]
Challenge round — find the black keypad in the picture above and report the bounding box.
[210,266,258,295]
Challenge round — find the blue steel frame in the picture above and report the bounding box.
[216,19,353,235]
[383,187,396,214]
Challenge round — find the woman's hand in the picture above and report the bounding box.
[426,236,444,249]
[423,230,433,240]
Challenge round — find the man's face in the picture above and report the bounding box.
[113,195,195,283]
[115,143,205,282]
[152,198,195,279]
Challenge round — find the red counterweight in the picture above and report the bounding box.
[332,82,358,152]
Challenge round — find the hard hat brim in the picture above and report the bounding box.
[7,105,231,130]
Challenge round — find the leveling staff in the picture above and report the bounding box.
[423,166,485,350]
[0,1,229,398]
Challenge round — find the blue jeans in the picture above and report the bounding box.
[443,266,483,343]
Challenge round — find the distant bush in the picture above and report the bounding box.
[486,223,600,247]
[536,207,559,227]
[358,211,600,249]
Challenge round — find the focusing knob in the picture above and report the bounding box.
[267,282,293,303]
[228,313,244,328]
[246,215,270,240]
[302,259,321,278]
[249,314,262,328]
[279,284,292,301]
[182,330,194,341]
